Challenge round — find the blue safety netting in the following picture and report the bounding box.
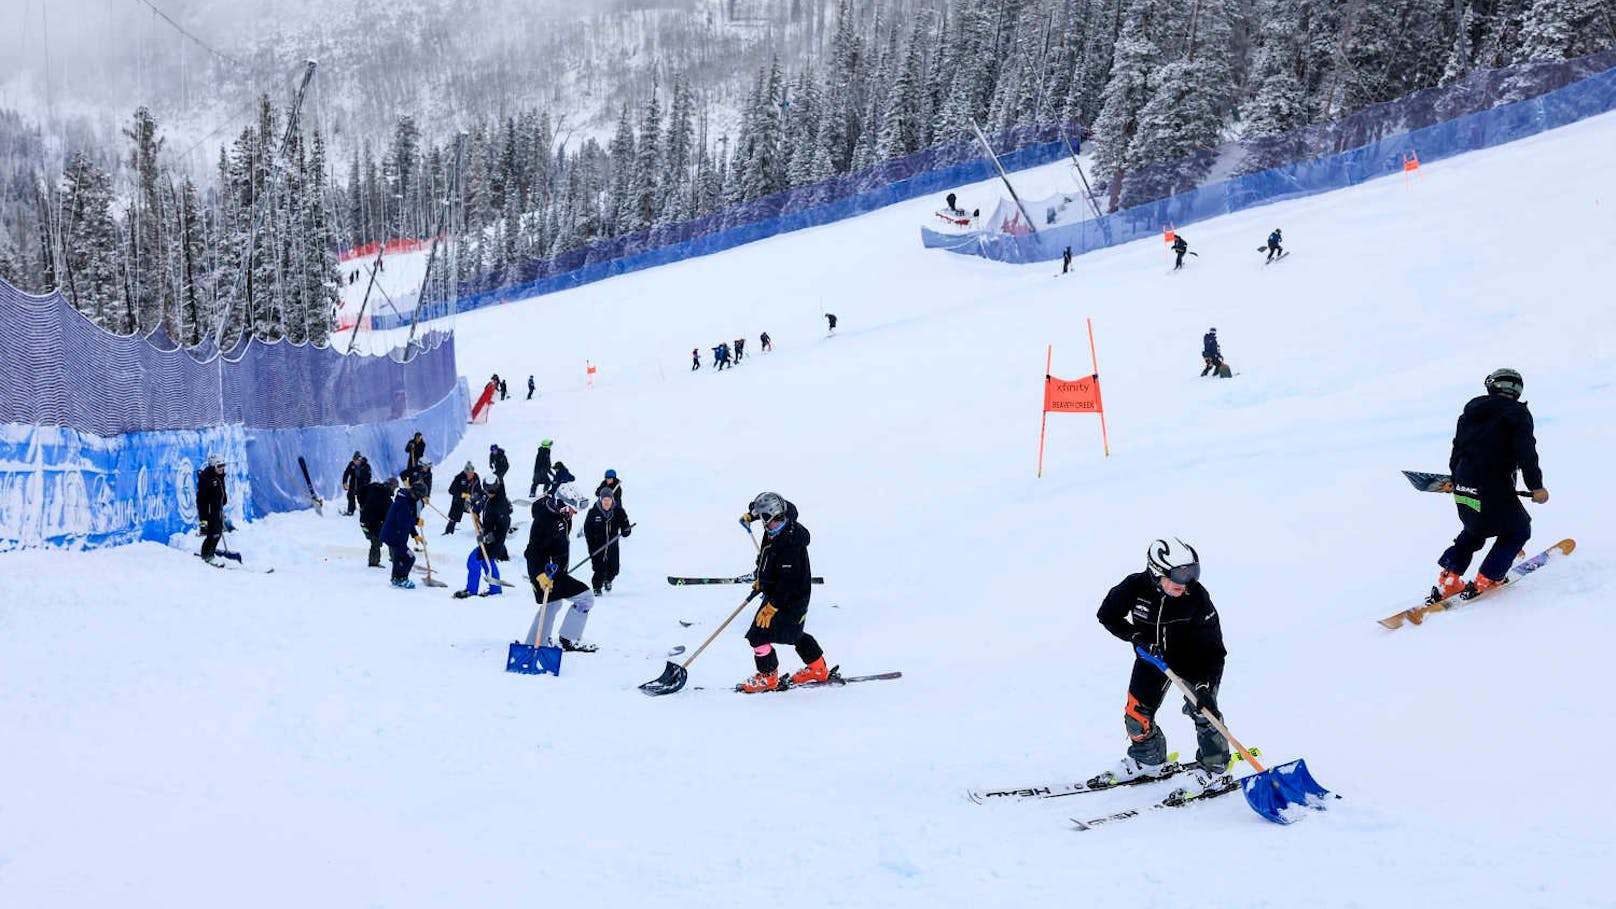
[371,124,1076,328]
[925,50,1616,263]
[0,280,469,550]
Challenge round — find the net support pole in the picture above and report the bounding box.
[1088,318,1109,457]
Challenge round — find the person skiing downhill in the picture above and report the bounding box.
[735,492,830,693]
[1172,234,1189,270]
[1200,328,1223,377]
[583,487,631,595]
[1091,539,1231,801]
[1428,368,1550,603]
[196,453,229,565]
[524,492,599,652]
[1264,228,1283,262]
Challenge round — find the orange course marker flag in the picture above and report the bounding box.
[1044,373,1103,414]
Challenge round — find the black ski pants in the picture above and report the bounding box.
[1124,655,1228,774]
[590,543,621,592]
[1440,494,1530,583]
[745,600,823,673]
[387,542,415,582]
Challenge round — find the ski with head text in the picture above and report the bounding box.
[667,573,824,586]
[966,759,1200,804]
[1071,779,1241,831]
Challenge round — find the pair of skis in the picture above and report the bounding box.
[968,756,1248,830]
[691,666,902,694]
[667,573,824,586]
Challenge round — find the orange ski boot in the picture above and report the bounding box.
[790,657,830,685]
[738,670,780,693]
[1460,574,1506,600]
[1426,569,1466,604]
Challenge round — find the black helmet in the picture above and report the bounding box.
[1484,368,1523,399]
[749,491,787,522]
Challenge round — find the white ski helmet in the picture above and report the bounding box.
[749,491,787,522]
[1146,538,1201,585]
[206,453,226,468]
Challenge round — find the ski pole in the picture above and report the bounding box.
[567,523,637,574]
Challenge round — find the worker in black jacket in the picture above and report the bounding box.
[359,477,398,567]
[196,453,229,565]
[341,452,372,516]
[1091,538,1229,800]
[529,439,553,498]
[524,492,598,652]
[443,462,480,534]
[1430,368,1550,601]
[404,432,426,471]
[583,487,631,595]
[736,492,829,692]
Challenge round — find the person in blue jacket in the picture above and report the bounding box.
[380,480,427,589]
[1200,328,1223,377]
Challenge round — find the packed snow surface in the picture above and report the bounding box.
[4,113,1615,907]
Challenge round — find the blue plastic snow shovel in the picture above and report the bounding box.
[1135,647,1336,825]
[507,582,562,677]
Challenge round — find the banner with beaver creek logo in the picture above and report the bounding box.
[1038,319,1110,476]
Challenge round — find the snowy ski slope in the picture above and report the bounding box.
[3,112,1615,907]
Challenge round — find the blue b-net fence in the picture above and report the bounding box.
[0,281,468,550]
[371,124,1076,328]
[924,50,1616,264]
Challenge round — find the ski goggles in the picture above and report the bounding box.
[1163,563,1201,585]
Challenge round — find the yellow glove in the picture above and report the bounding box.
[739,512,756,529]
[416,517,425,528]
[412,534,424,546]
[536,573,554,593]
[756,603,778,629]
[1531,488,1550,504]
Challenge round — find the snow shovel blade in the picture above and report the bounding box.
[1241,758,1335,824]
[639,661,688,696]
[219,550,244,563]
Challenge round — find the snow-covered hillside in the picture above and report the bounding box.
[3,111,1614,907]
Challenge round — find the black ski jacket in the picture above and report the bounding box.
[583,502,631,553]
[532,445,552,490]
[1098,571,1225,683]
[196,467,227,528]
[755,502,812,611]
[490,447,510,478]
[341,457,371,491]
[525,504,589,598]
[1449,393,1543,498]
[449,471,479,502]
[595,477,624,503]
[359,482,392,535]
[405,436,426,469]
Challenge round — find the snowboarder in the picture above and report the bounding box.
[380,480,428,589]
[480,476,513,561]
[1263,228,1283,262]
[444,462,481,534]
[530,439,553,498]
[734,337,746,363]
[825,313,837,334]
[527,375,536,400]
[1092,538,1230,801]
[1062,246,1073,274]
[735,492,829,692]
[525,492,599,652]
[1172,234,1189,270]
[489,443,510,481]
[595,468,623,503]
[1200,328,1223,377]
[359,477,398,568]
[691,347,701,371]
[196,453,228,565]
[404,432,426,471]
[340,451,371,516]
[584,487,631,595]
[1428,368,1550,602]
[760,332,773,352]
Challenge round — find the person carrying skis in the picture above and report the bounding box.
[489,443,510,481]
[1264,228,1283,262]
[1428,368,1550,602]
[196,453,229,565]
[380,480,428,589]
[1092,538,1230,801]
[527,375,536,400]
[530,439,553,498]
[1200,328,1223,377]
[735,492,830,693]
[595,468,623,503]
[825,313,838,334]
[524,492,599,652]
[340,451,371,516]
[760,332,773,352]
[1172,234,1189,270]
[584,487,631,595]
[444,462,480,534]
[359,476,398,568]
[404,432,426,471]
[691,347,701,371]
